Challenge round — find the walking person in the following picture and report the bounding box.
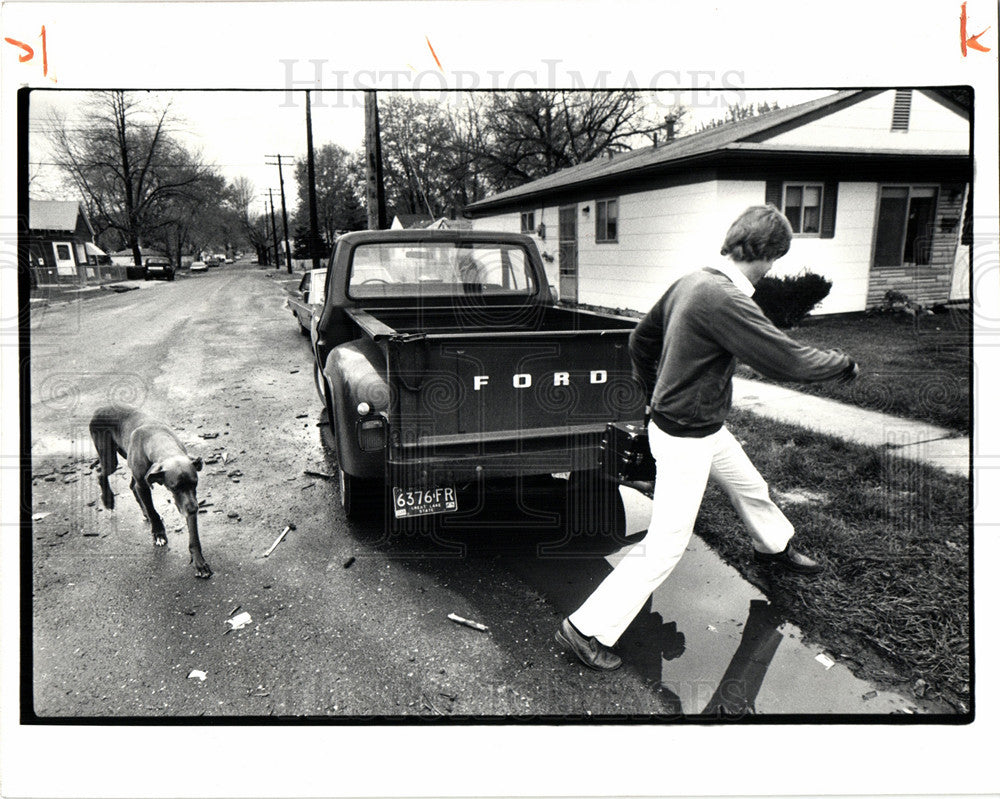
[556,205,858,671]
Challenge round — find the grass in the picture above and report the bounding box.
[738,307,971,434]
[694,408,970,711]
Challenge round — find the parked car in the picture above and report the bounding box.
[144,257,175,281]
[286,268,326,336]
[311,229,646,523]
[190,260,208,273]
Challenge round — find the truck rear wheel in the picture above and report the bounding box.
[565,469,627,544]
[338,466,380,521]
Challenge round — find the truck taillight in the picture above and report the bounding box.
[357,418,387,451]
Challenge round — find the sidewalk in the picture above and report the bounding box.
[29,279,158,306]
[732,376,969,478]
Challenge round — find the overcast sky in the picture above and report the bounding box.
[28,88,835,215]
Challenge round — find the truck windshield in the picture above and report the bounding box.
[348,242,538,299]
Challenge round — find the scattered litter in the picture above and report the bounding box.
[32,512,51,521]
[227,512,240,519]
[187,670,207,682]
[228,605,241,617]
[199,432,220,439]
[262,524,295,558]
[343,556,356,569]
[448,613,489,632]
[862,690,878,701]
[221,452,229,464]
[301,482,316,490]
[198,500,212,507]
[228,470,243,478]
[914,678,928,698]
[82,532,99,537]
[295,413,308,419]
[290,369,300,374]
[899,706,915,714]
[815,653,835,670]
[303,469,333,480]
[706,625,717,632]
[226,612,252,631]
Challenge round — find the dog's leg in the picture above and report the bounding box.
[90,428,119,510]
[132,477,167,546]
[184,512,212,578]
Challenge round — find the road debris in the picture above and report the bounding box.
[914,678,928,697]
[303,469,333,480]
[262,524,296,558]
[343,556,356,569]
[448,613,489,632]
[221,452,229,464]
[226,612,252,631]
[862,690,878,701]
[199,432,220,439]
[815,653,836,670]
[295,413,308,419]
[187,670,207,681]
[32,512,51,521]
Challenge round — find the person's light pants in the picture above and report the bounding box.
[569,423,794,646]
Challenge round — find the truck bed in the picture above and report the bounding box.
[356,304,638,336]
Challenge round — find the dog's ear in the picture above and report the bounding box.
[145,462,166,485]
[192,456,203,472]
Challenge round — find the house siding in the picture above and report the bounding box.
[764,90,968,152]
[865,182,967,307]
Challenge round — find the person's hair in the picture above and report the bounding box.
[720,204,793,262]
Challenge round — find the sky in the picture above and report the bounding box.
[28,88,836,217]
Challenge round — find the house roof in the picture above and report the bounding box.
[390,213,435,229]
[29,200,94,236]
[465,89,968,214]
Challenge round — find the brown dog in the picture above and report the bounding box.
[89,404,211,578]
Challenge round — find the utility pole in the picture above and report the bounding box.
[364,91,388,230]
[267,189,281,270]
[265,154,295,272]
[305,91,323,271]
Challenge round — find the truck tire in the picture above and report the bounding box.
[565,469,627,543]
[338,466,379,521]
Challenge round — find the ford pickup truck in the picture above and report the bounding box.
[311,229,646,527]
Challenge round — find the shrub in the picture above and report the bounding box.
[752,270,832,328]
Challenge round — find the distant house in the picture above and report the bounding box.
[27,200,110,287]
[465,89,971,315]
[390,213,435,230]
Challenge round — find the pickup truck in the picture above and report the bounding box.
[287,268,327,335]
[311,229,646,526]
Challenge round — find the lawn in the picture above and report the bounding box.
[695,408,970,712]
[738,307,971,434]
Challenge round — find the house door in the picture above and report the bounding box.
[558,205,578,304]
[51,241,77,277]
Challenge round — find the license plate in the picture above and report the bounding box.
[392,485,459,518]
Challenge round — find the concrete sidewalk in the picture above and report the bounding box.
[29,279,156,306]
[732,376,969,478]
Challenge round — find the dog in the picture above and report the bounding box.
[89,404,211,578]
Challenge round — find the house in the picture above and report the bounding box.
[27,200,110,287]
[465,89,971,315]
[390,213,435,230]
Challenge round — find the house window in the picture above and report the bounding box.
[873,186,938,267]
[520,211,535,233]
[891,89,913,132]
[56,244,71,260]
[595,199,618,242]
[783,184,823,234]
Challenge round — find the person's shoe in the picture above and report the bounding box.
[753,543,824,575]
[555,618,622,671]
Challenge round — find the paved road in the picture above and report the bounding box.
[27,266,931,718]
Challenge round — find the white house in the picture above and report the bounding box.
[465,89,971,315]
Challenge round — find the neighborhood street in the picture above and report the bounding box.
[28,265,941,718]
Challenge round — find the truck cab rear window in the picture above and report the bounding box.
[347,242,538,299]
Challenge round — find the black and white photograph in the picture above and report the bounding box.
[2,2,997,797]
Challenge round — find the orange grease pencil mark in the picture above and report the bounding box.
[41,25,48,75]
[960,2,991,55]
[425,36,443,71]
[4,37,34,62]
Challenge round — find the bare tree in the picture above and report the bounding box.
[47,91,213,266]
